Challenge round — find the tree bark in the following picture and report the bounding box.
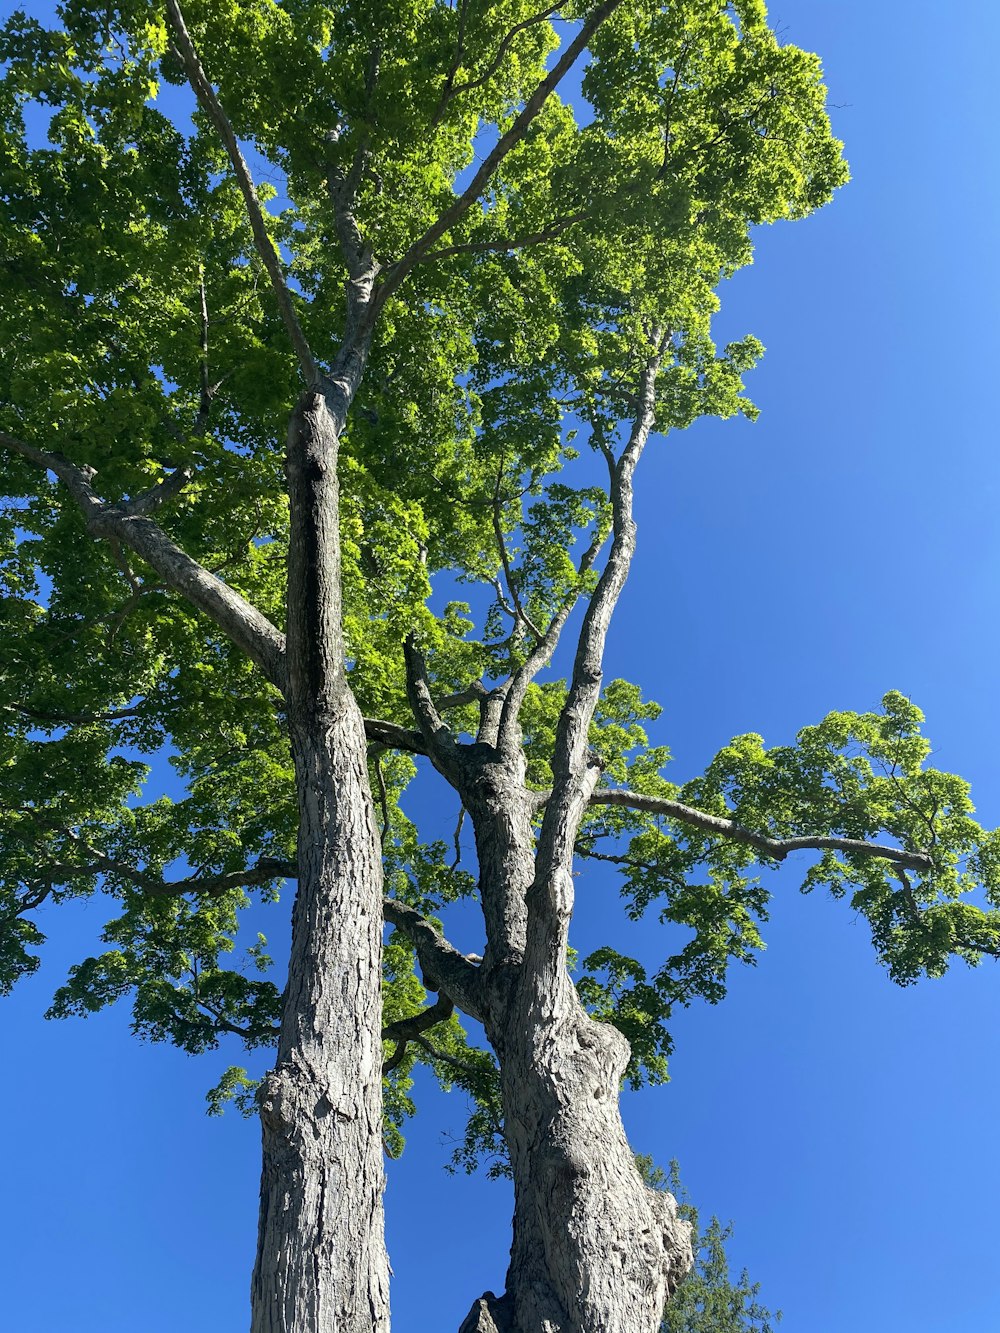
[455,752,691,1333]
[476,968,691,1333]
[250,392,390,1332]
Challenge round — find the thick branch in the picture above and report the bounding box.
[533,342,663,888]
[1,430,286,688]
[436,681,489,712]
[363,716,428,756]
[499,519,608,745]
[382,0,624,299]
[587,789,935,873]
[382,897,483,1022]
[382,993,454,1046]
[403,635,462,779]
[165,0,318,386]
[121,465,192,517]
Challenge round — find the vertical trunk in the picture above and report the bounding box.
[488,973,691,1333]
[462,754,691,1333]
[251,391,390,1332]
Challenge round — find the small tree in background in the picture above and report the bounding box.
[638,1160,780,1333]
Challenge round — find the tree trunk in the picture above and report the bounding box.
[475,972,691,1333]
[453,744,690,1333]
[250,390,390,1331]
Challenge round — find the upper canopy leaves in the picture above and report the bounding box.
[11,0,989,1160]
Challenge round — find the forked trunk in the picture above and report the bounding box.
[468,972,691,1333]
[251,389,390,1331]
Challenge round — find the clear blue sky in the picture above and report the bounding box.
[4,2,1000,1329]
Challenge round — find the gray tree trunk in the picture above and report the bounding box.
[456,749,692,1333]
[485,975,691,1333]
[250,392,390,1332]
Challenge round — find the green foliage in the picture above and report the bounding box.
[578,691,1000,1087]
[637,1157,780,1333]
[22,0,994,1176]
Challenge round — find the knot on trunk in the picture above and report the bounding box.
[648,1186,694,1296]
[258,1064,347,1136]
[573,1007,632,1087]
[257,1068,296,1132]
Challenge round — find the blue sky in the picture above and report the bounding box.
[4,1,1000,1330]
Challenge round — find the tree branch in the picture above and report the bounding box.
[165,0,319,387]
[0,429,287,689]
[363,715,428,756]
[435,681,489,712]
[498,516,608,746]
[415,212,589,265]
[535,342,663,872]
[5,702,145,726]
[586,789,935,873]
[26,832,295,899]
[382,993,455,1072]
[120,465,193,517]
[403,635,462,779]
[382,897,483,1022]
[381,0,624,300]
[435,3,562,122]
[524,342,664,977]
[492,471,544,642]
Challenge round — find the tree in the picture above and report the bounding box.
[2,2,999,1330]
[635,1160,779,1333]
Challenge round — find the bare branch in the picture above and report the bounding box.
[381,0,624,300]
[586,789,935,874]
[363,715,428,756]
[0,429,286,689]
[383,896,483,1021]
[403,635,462,779]
[165,0,319,386]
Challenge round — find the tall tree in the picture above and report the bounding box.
[3,2,999,1330]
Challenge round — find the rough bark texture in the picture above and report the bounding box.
[451,747,692,1333]
[252,710,389,1333]
[486,973,691,1333]
[250,392,390,1332]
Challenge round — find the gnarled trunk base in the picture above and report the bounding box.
[469,973,692,1333]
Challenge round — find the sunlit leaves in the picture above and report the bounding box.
[580,692,1000,1085]
[0,0,852,1161]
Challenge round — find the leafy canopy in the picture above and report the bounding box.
[3,0,996,1164]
